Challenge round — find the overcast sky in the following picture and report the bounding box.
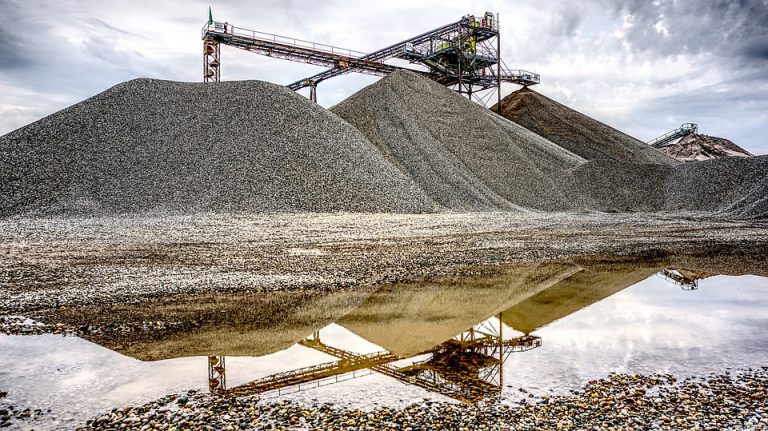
[1,0,766,154]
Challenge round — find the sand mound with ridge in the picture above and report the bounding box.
[493,87,678,166]
[0,79,436,217]
[660,133,754,162]
[331,70,585,212]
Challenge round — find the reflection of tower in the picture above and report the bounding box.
[223,315,540,403]
[208,356,226,393]
[657,269,712,291]
[392,315,540,403]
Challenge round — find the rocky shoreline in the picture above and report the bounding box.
[0,390,47,429]
[76,368,767,431]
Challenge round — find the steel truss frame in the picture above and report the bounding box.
[217,315,541,403]
[201,12,539,107]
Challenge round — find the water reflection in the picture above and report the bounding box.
[213,317,540,404]
[656,269,713,291]
[2,254,767,430]
[182,259,762,405]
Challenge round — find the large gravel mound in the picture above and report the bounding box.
[0,79,436,217]
[493,88,678,166]
[570,161,671,212]
[331,71,585,211]
[665,155,768,219]
[660,133,754,162]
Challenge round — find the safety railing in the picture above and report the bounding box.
[202,21,367,58]
[505,69,541,84]
[647,123,698,147]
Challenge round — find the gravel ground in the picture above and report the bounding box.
[665,155,768,219]
[0,79,435,217]
[331,71,585,211]
[76,368,768,430]
[491,87,678,166]
[1,211,766,318]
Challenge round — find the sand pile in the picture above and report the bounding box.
[492,87,678,166]
[659,133,754,162]
[331,70,585,211]
[665,155,768,219]
[0,79,436,217]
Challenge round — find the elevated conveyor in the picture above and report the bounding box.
[648,123,698,147]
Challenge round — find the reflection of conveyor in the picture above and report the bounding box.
[217,316,540,404]
[656,268,713,291]
[224,348,402,397]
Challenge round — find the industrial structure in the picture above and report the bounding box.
[648,123,699,148]
[207,316,541,404]
[201,8,539,106]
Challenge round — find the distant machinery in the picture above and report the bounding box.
[201,9,539,106]
[648,123,698,148]
[656,268,713,291]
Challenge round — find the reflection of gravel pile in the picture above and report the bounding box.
[665,155,768,219]
[0,79,435,217]
[493,87,678,166]
[570,161,671,212]
[332,70,585,211]
[660,133,754,162]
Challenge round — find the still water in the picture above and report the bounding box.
[1,259,767,430]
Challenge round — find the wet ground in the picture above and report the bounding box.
[1,255,767,430]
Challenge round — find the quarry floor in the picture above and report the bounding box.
[1,211,767,320]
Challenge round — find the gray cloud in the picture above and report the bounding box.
[604,0,768,63]
[0,0,765,155]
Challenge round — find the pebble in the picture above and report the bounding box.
[75,368,767,430]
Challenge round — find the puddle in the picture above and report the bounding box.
[1,258,767,430]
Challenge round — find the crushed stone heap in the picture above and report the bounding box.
[492,87,678,166]
[659,133,754,162]
[331,70,585,212]
[665,155,768,219]
[0,79,436,217]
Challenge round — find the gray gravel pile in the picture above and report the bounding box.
[493,87,679,166]
[332,70,586,211]
[665,155,768,219]
[570,160,672,212]
[0,79,436,217]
